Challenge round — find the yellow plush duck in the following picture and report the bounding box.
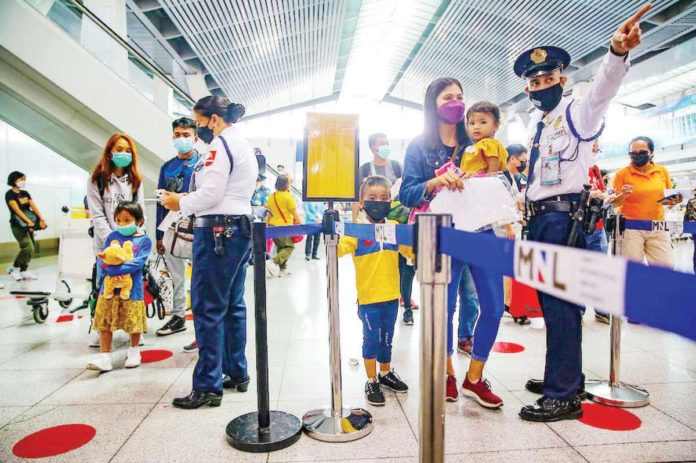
[97,240,134,300]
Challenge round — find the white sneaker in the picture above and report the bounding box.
[279,268,291,277]
[8,268,21,281]
[139,333,146,346]
[266,261,280,278]
[87,353,113,372]
[89,331,101,348]
[20,271,37,280]
[125,347,141,368]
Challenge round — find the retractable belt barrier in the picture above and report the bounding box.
[264,223,323,239]
[624,219,696,234]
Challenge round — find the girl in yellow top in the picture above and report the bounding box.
[266,174,302,277]
[460,101,509,175]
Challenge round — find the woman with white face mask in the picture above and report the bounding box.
[5,171,47,281]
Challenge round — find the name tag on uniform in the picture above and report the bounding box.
[540,154,561,186]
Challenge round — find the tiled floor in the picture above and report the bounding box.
[0,250,695,463]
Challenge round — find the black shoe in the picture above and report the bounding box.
[311,255,320,260]
[379,369,408,393]
[402,308,414,326]
[519,396,583,422]
[172,391,222,409]
[156,315,186,336]
[525,379,588,401]
[365,379,385,406]
[222,374,250,392]
[305,256,310,261]
[595,312,610,324]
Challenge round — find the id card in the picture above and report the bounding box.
[540,154,561,186]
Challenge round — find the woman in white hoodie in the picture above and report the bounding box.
[86,133,145,347]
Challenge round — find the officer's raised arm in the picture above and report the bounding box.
[574,3,652,135]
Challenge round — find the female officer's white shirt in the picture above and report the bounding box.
[179,125,258,217]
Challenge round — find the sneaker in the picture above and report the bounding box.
[182,340,198,353]
[125,347,141,368]
[595,313,610,324]
[305,256,310,261]
[461,376,503,408]
[8,267,21,281]
[365,379,385,406]
[87,353,112,372]
[402,308,414,326]
[379,369,408,393]
[266,261,280,278]
[457,338,472,356]
[20,271,37,280]
[446,375,459,402]
[88,331,100,348]
[279,268,291,277]
[156,315,187,336]
[311,255,320,260]
[139,332,146,346]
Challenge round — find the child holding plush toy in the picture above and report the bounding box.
[87,201,151,372]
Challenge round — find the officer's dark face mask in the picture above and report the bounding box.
[629,150,651,168]
[196,117,215,144]
[363,200,391,223]
[528,82,563,112]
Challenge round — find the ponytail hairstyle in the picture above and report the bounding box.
[193,95,246,124]
[91,133,142,194]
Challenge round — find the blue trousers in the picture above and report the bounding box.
[358,300,398,363]
[399,255,416,307]
[585,228,609,317]
[446,229,504,361]
[191,225,251,394]
[528,212,586,400]
[457,263,479,341]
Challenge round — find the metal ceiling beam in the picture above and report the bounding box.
[243,93,341,121]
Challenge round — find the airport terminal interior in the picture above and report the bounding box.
[1,0,696,462]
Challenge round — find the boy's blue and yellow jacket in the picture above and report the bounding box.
[338,219,413,306]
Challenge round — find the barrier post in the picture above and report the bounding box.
[416,214,451,463]
[226,222,303,452]
[303,209,373,442]
[585,214,650,408]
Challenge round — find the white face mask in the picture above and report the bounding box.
[16,181,26,189]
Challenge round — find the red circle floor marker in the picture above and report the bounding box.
[185,313,194,321]
[13,424,96,458]
[56,315,82,323]
[140,349,173,363]
[491,341,525,353]
[579,403,642,431]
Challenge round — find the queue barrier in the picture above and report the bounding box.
[624,219,696,234]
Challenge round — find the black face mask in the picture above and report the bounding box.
[196,126,215,144]
[518,161,527,172]
[630,151,651,168]
[528,83,563,112]
[363,200,391,223]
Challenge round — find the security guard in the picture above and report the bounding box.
[514,3,651,422]
[161,95,258,409]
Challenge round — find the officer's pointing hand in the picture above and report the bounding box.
[161,191,182,211]
[611,3,652,55]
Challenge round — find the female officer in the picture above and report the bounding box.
[161,95,258,409]
[400,78,505,409]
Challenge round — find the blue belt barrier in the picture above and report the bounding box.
[265,224,322,239]
[625,219,696,234]
[341,223,415,247]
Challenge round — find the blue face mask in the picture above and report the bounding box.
[116,222,139,236]
[377,145,391,160]
[173,137,194,154]
[112,152,133,168]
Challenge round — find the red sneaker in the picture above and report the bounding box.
[457,339,472,355]
[399,298,419,310]
[461,377,503,408]
[446,375,459,402]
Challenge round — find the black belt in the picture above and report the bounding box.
[527,194,582,218]
[194,215,246,228]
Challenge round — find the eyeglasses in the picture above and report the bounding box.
[629,150,650,156]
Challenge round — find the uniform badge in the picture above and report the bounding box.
[530,48,547,64]
[204,150,217,167]
[554,116,563,128]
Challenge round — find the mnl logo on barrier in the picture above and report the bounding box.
[513,241,627,316]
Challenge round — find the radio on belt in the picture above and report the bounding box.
[213,225,232,256]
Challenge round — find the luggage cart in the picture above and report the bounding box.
[10,217,94,324]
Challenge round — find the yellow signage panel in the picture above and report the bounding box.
[303,112,359,201]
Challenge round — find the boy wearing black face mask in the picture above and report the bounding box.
[513,3,652,423]
[338,175,412,406]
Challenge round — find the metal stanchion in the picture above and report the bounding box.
[416,214,451,463]
[303,209,373,442]
[227,222,303,452]
[585,214,650,408]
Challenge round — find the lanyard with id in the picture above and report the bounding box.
[540,145,561,186]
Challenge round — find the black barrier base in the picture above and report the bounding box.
[226,411,302,453]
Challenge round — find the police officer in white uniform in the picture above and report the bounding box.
[514,3,652,422]
[161,95,258,409]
